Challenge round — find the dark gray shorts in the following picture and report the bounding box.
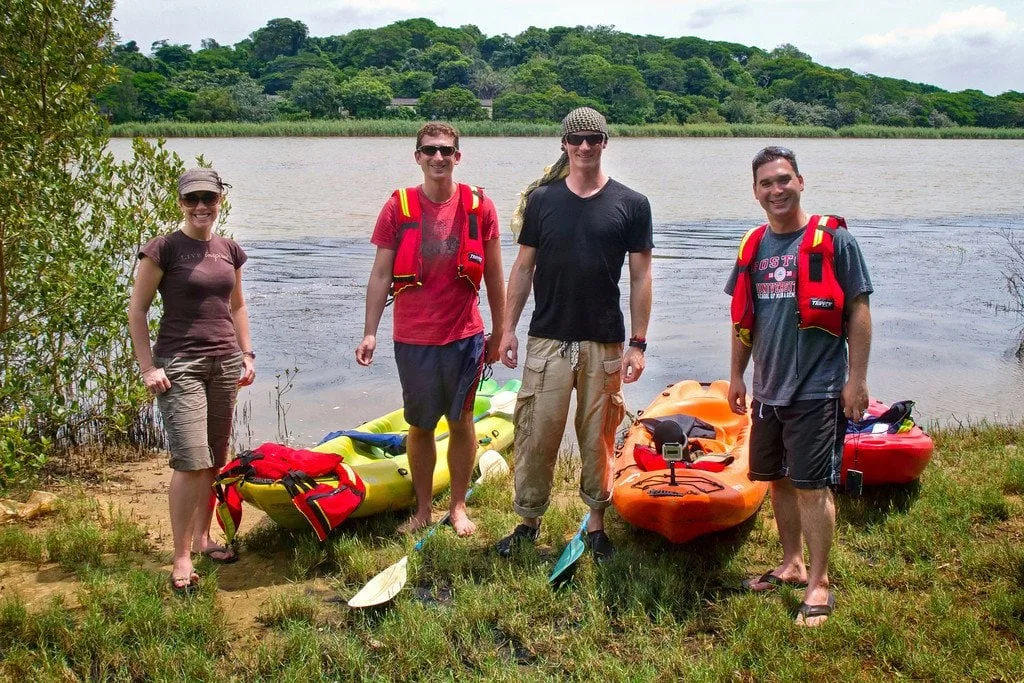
[155,354,242,471]
[748,398,846,489]
[393,333,484,430]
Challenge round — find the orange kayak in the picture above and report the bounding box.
[612,380,768,543]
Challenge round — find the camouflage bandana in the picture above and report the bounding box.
[561,107,608,138]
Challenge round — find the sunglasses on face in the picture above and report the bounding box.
[564,133,606,146]
[417,145,458,157]
[180,191,221,207]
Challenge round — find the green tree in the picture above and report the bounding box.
[392,70,435,98]
[511,58,559,93]
[2,0,188,484]
[419,86,486,120]
[260,52,336,94]
[186,88,237,121]
[151,40,192,73]
[251,18,309,62]
[492,91,553,121]
[229,79,276,122]
[338,77,393,118]
[289,68,344,118]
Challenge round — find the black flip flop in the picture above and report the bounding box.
[797,593,836,623]
[741,571,809,591]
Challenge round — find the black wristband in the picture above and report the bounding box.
[628,337,647,352]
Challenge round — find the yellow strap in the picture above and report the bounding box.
[397,188,411,218]
[737,226,760,261]
[812,215,829,248]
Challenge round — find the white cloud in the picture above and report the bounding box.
[820,5,1023,93]
[861,5,1016,48]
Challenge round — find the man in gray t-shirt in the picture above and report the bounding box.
[725,146,872,627]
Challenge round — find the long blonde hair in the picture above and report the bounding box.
[509,152,569,240]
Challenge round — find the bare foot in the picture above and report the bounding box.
[449,506,477,537]
[170,558,199,589]
[398,510,432,534]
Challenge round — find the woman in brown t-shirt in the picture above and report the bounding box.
[128,168,255,594]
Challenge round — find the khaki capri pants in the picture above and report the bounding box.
[512,336,625,518]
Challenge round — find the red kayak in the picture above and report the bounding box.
[842,399,934,486]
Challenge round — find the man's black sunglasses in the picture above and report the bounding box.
[564,133,607,146]
[417,145,458,157]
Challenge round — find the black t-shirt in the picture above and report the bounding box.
[519,178,654,342]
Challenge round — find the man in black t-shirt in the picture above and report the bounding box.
[496,107,654,562]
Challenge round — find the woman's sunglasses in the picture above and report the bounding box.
[180,191,221,207]
[417,145,458,157]
[564,133,607,146]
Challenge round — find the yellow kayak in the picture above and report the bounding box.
[235,379,518,527]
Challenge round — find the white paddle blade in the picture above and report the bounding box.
[348,555,408,608]
[488,391,518,417]
[478,449,510,482]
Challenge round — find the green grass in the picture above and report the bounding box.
[107,119,1024,140]
[3,422,1024,679]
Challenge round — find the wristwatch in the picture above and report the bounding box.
[628,336,647,352]
[242,351,256,359]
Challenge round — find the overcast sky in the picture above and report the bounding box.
[113,0,1023,95]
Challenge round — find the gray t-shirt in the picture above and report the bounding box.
[725,224,872,405]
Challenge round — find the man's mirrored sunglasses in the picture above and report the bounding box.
[181,191,221,207]
[564,133,607,146]
[417,145,458,157]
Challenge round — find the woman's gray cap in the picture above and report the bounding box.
[561,107,608,137]
[178,168,225,196]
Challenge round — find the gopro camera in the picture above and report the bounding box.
[661,442,684,463]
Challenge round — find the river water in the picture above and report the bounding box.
[108,136,1024,446]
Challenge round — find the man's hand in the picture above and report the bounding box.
[841,378,869,421]
[484,333,500,364]
[621,346,645,383]
[355,335,376,366]
[728,377,748,415]
[499,333,518,369]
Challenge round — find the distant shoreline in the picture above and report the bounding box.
[107,120,1024,140]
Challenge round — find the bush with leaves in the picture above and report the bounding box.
[1,0,189,486]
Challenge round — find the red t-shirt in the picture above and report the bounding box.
[372,186,499,345]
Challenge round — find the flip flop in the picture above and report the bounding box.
[740,571,809,592]
[169,571,200,595]
[197,545,239,564]
[796,593,836,625]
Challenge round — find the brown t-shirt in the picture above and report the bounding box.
[139,230,247,357]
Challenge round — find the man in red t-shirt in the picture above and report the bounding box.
[356,121,505,536]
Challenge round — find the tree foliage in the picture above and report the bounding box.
[1,0,188,485]
[97,18,1022,129]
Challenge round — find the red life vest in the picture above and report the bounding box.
[391,183,486,296]
[731,214,847,347]
[212,442,366,543]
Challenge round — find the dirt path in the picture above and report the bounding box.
[1,454,331,637]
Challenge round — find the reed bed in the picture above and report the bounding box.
[108,120,1023,139]
[837,125,1024,139]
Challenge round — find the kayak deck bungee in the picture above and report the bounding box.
[233,379,518,529]
[612,380,768,544]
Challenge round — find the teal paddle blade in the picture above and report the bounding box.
[548,512,590,586]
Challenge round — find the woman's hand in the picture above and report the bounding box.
[238,355,256,387]
[142,367,171,395]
